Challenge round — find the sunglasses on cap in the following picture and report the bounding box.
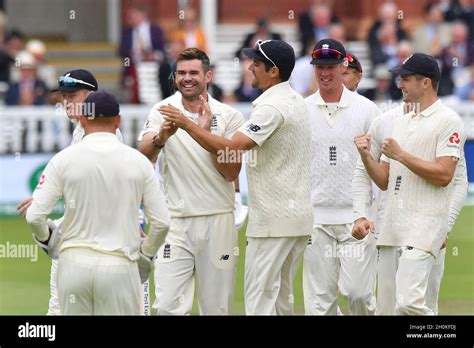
[311,48,344,61]
[58,76,96,89]
[255,40,277,68]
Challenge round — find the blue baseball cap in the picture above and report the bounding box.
[389,53,440,80]
[82,91,120,118]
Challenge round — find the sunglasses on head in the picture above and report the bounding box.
[311,48,344,61]
[58,76,96,89]
[255,40,277,67]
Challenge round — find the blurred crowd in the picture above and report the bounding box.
[0,0,473,106]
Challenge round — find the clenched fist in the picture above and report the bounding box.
[381,138,404,161]
[352,217,374,240]
[354,134,371,158]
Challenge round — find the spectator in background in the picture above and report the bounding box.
[299,4,334,56]
[232,57,262,102]
[362,64,397,102]
[171,7,207,51]
[439,21,473,96]
[367,1,407,53]
[442,0,472,25]
[328,23,346,46]
[290,39,317,97]
[158,39,184,99]
[412,2,452,58]
[0,11,6,49]
[26,39,56,89]
[208,64,224,102]
[440,0,474,43]
[454,64,474,100]
[0,30,25,84]
[6,50,48,105]
[370,22,399,69]
[235,18,282,58]
[118,5,166,103]
[298,0,339,56]
[384,40,413,100]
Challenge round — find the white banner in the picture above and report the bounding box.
[0,153,65,215]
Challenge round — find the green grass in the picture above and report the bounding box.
[1,206,472,315]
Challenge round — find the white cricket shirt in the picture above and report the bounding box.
[238,81,313,238]
[140,92,244,218]
[379,100,466,256]
[26,132,170,260]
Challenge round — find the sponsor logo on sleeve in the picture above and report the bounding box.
[36,174,46,189]
[447,132,460,148]
[246,123,261,133]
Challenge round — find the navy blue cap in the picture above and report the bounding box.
[82,91,120,118]
[347,52,362,73]
[389,53,440,80]
[243,39,296,77]
[310,39,346,65]
[52,69,98,92]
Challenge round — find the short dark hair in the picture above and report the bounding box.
[414,74,439,92]
[176,48,210,73]
[261,60,291,82]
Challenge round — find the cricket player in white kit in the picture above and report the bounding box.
[17,69,125,315]
[303,39,380,315]
[138,48,244,315]
[352,103,468,315]
[163,40,313,315]
[26,91,170,315]
[353,53,466,315]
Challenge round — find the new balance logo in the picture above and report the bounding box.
[246,123,261,133]
[163,244,171,259]
[220,254,230,260]
[329,146,337,165]
[394,176,402,194]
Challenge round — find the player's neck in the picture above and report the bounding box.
[182,92,208,113]
[414,94,439,114]
[320,84,343,103]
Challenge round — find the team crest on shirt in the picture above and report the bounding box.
[246,123,261,133]
[210,114,218,132]
[329,146,337,165]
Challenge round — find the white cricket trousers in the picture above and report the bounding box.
[376,245,435,315]
[47,259,61,315]
[303,224,377,315]
[426,247,446,315]
[377,246,444,315]
[153,213,237,315]
[57,248,142,315]
[245,236,307,315]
